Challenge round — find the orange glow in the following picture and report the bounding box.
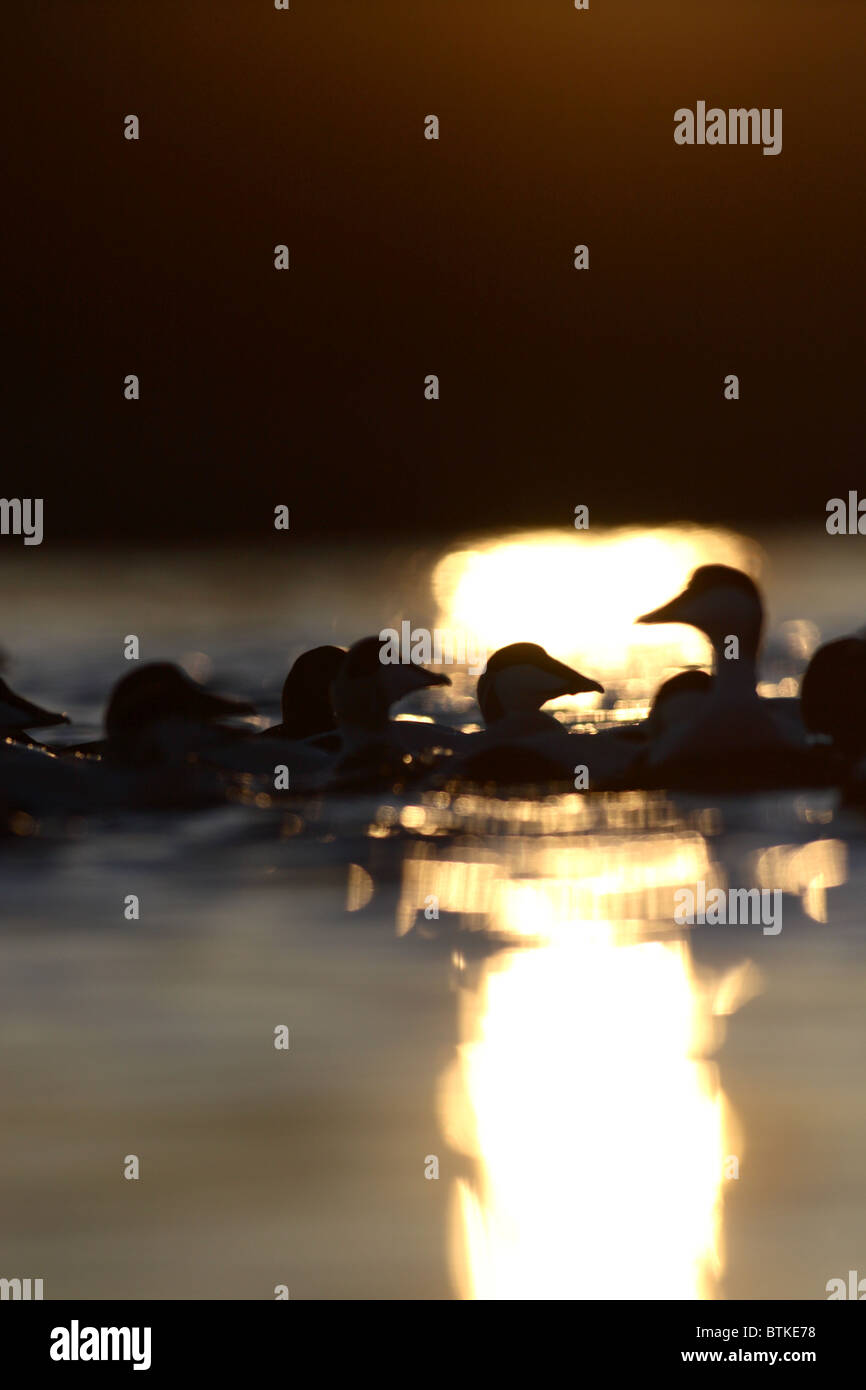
[433,525,761,702]
[406,829,753,1300]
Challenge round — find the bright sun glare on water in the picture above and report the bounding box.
[433,525,761,703]
[448,926,726,1301]
[405,828,754,1302]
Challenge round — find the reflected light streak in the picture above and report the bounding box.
[398,832,716,936]
[434,866,744,1300]
[754,839,847,923]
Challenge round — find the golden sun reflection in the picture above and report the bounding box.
[433,525,761,700]
[412,836,753,1301]
[754,839,847,923]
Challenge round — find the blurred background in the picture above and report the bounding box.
[5,0,865,540]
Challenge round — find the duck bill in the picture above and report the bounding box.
[383,665,451,702]
[638,592,690,625]
[402,666,452,693]
[568,674,604,696]
[544,656,604,697]
[2,697,70,730]
[192,690,256,721]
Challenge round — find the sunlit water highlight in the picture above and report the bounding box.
[0,527,865,1298]
[433,526,763,707]
[413,832,740,1300]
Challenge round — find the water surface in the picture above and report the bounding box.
[1,525,864,1299]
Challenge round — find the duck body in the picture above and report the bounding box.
[200,731,335,787]
[0,736,232,819]
[0,739,99,817]
[391,717,470,756]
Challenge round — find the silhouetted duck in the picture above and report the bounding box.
[637,566,826,787]
[643,669,713,740]
[68,663,255,767]
[801,635,866,757]
[476,643,603,733]
[260,645,346,742]
[0,663,247,814]
[328,635,451,790]
[441,642,637,787]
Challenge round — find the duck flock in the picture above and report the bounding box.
[2,563,865,827]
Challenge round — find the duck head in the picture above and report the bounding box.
[332,635,450,731]
[801,635,866,755]
[638,565,764,658]
[104,662,255,759]
[0,677,69,734]
[645,668,713,738]
[278,645,346,739]
[477,642,604,725]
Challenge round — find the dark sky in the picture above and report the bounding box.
[6,1,865,541]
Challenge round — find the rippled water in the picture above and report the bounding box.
[1,526,864,1299]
